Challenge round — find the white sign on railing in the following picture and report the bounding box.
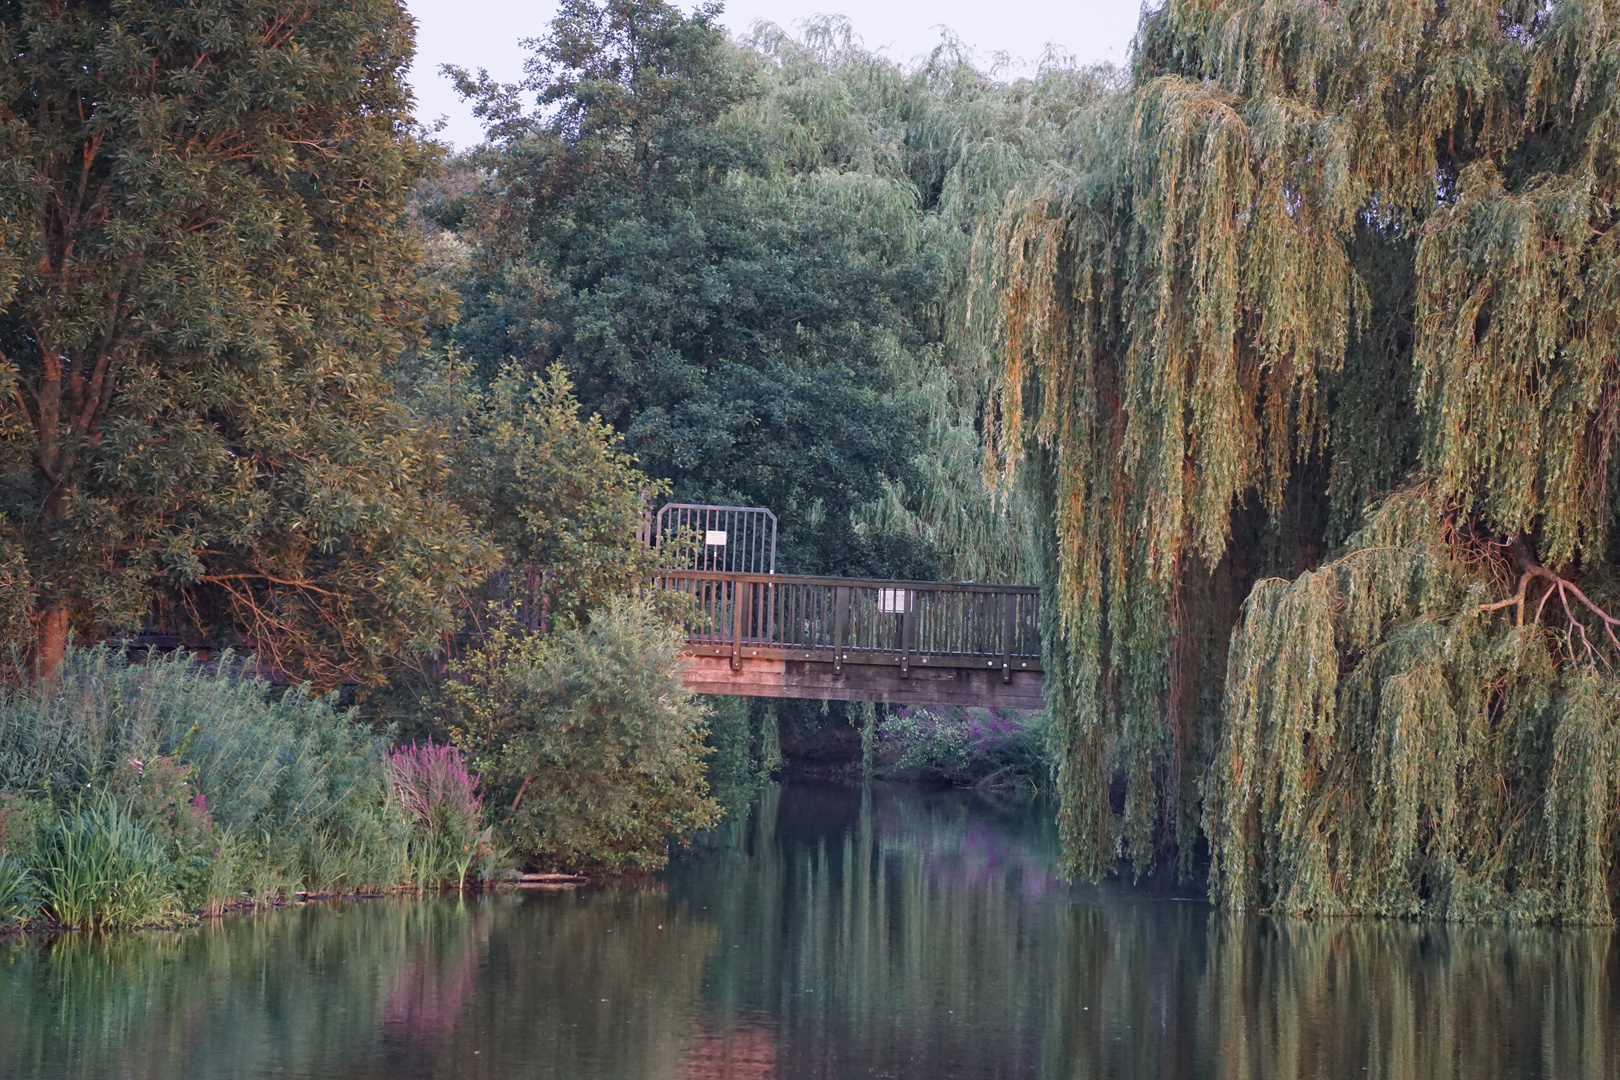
[705,530,727,546]
[878,587,909,614]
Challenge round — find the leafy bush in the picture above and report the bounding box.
[878,707,1053,790]
[442,597,719,871]
[33,798,181,930]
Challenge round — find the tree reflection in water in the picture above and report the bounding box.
[1,782,1615,1079]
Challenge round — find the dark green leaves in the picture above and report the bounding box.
[0,0,487,685]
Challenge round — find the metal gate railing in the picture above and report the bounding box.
[653,504,777,574]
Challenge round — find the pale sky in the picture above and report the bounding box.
[406,1,1144,150]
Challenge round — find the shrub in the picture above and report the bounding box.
[878,707,1053,790]
[442,597,719,871]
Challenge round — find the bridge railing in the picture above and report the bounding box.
[651,570,1042,682]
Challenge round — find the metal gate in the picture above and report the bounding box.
[654,504,777,574]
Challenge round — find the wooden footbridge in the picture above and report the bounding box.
[649,505,1045,710]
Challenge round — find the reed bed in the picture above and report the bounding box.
[0,647,487,932]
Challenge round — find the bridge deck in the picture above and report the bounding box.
[653,570,1045,709]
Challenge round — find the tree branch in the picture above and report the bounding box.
[1475,536,1620,667]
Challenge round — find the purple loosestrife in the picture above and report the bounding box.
[388,741,484,841]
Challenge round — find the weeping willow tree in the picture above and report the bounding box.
[986,0,1620,921]
[733,18,1117,582]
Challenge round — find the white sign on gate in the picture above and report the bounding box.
[705,530,728,546]
[878,588,908,614]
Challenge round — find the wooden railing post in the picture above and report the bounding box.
[1001,591,1015,683]
[730,575,745,671]
[833,585,848,673]
[899,588,912,678]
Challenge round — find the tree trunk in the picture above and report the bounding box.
[35,465,75,682]
[37,602,69,682]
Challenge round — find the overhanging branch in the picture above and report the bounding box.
[1474,537,1620,666]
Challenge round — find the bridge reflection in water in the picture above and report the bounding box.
[652,570,1045,709]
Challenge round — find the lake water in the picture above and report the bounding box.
[2,781,1616,1079]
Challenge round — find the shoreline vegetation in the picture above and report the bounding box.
[2,0,1617,934]
[0,646,1056,937]
[0,633,728,935]
[0,648,495,935]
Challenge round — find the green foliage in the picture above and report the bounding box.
[878,706,1053,790]
[0,856,35,927]
[33,797,181,931]
[0,791,40,852]
[0,793,41,925]
[1209,489,1620,923]
[0,0,489,685]
[111,757,226,914]
[700,695,764,815]
[762,25,1119,582]
[398,354,663,631]
[441,598,719,870]
[0,646,417,909]
[984,0,1620,918]
[437,3,1115,577]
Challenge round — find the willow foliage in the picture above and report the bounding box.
[744,21,1119,581]
[1212,489,1620,921]
[988,0,1620,919]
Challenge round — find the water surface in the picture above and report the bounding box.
[2,781,1615,1079]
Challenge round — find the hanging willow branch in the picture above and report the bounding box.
[982,0,1620,920]
[1209,489,1620,923]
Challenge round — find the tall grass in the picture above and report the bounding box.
[387,741,488,890]
[0,856,35,926]
[0,646,487,928]
[0,647,407,892]
[32,797,180,930]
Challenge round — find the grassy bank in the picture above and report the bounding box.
[1,605,725,933]
[0,648,489,932]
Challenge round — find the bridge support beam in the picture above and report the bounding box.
[682,655,1047,710]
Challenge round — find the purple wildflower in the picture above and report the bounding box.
[387,740,484,838]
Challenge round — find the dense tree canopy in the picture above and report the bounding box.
[437,0,926,575]
[988,0,1620,920]
[0,0,488,686]
[434,1,1112,578]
